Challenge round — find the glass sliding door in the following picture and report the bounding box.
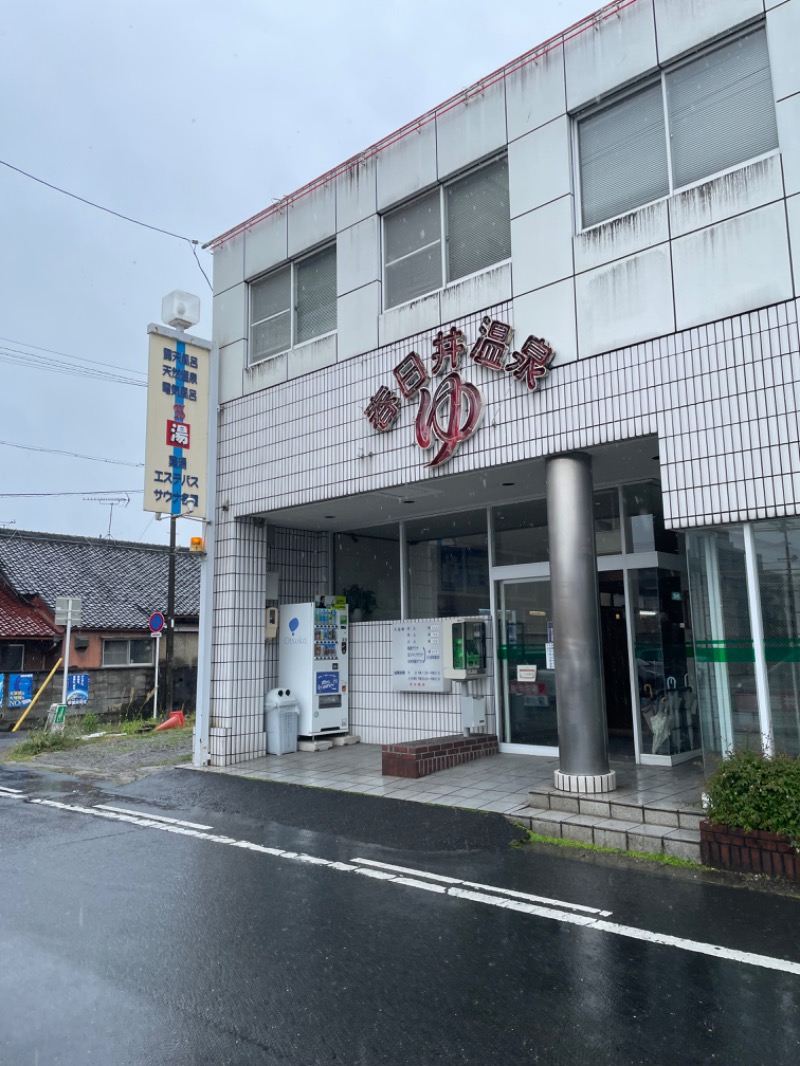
[497,579,558,750]
[630,566,699,762]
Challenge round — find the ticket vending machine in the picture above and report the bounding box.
[443,618,488,733]
[278,598,349,738]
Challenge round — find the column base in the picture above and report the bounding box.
[554,769,617,794]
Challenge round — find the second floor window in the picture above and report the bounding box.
[250,244,337,363]
[383,156,510,310]
[577,26,779,229]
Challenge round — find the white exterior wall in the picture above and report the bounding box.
[212,0,799,391]
[349,622,496,746]
[208,0,800,764]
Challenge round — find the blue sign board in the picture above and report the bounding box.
[316,672,340,695]
[8,673,33,708]
[0,674,4,706]
[66,674,90,705]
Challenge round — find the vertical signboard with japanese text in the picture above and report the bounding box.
[144,327,211,518]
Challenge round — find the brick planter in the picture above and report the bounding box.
[700,821,800,880]
[381,734,499,778]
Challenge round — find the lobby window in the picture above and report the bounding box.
[406,509,489,618]
[102,638,153,667]
[492,499,548,567]
[622,481,680,555]
[383,156,510,309]
[249,244,337,363]
[577,26,778,228]
[334,526,401,622]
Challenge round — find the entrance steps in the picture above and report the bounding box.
[515,786,704,863]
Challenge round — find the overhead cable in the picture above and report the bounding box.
[0,334,148,377]
[0,439,144,468]
[0,157,213,291]
[0,345,146,387]
[0,490,145,498]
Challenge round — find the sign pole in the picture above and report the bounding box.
[153,631,161,719]
[148,612,166,719]
[61,602,73,705]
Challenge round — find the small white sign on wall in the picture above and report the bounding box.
[391,621,452,693]
[517,664,538,682]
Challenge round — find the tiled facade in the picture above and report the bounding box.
[205,0,800,768]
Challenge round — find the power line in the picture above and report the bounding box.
[0,157,214,292]
[0,439,144,468]
[0,335,147,377]
[0,158,199,243]
[0,345,145,387]
[191,243,213,291]
[0,490,144,498]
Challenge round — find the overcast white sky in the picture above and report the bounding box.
[0,0,603,546]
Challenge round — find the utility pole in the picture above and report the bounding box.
[166,513,177,714]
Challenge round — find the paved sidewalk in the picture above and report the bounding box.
[203,742,706,823]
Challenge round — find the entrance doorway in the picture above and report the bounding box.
[497,579,558,750]
[497,573,634,755]
[598,570,634,757]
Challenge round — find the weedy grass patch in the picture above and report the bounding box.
[516,828,700,868]
[5,728,82,761]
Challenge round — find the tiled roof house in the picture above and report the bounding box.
[0,529,201,721]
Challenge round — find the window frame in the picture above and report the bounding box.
[248,242,337,366]
[381,154,511,312]
[574,22,779,232]
[102,638,154,668]
[0,643,24,672]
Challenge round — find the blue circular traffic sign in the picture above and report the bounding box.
[149,612,166,634]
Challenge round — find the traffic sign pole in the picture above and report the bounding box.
[152,631,161,719]
[148,613,166,719]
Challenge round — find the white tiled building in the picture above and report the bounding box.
[204,0,800,776]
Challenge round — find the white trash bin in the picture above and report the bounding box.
[264,688,299,755]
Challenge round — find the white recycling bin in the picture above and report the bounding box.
[264,688,299,755]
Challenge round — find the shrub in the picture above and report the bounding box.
[81,713,99,734]
[705,749,800,845]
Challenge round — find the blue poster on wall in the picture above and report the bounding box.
[0,674,4,706]
[66,674,90,705]
[8,674,33,708]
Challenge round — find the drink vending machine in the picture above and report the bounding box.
[278,598,349,737]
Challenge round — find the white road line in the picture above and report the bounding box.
[93,803,212,830]
[0,785,25,795]
[349,857,612,916]
[27,798,800,978]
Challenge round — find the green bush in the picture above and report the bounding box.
[705,749,800,844]
[81,713,100,734]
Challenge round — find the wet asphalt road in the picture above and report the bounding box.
[1,764,799,1066]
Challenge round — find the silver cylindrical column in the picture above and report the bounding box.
[546,452,615,793]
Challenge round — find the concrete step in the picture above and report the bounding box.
[527,786,704,832]
[515,805,701,863]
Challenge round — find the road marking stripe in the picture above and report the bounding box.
[93,804,212,830]
[28,798,800,977]
[350,857,612,916]
[0,785,25,795]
